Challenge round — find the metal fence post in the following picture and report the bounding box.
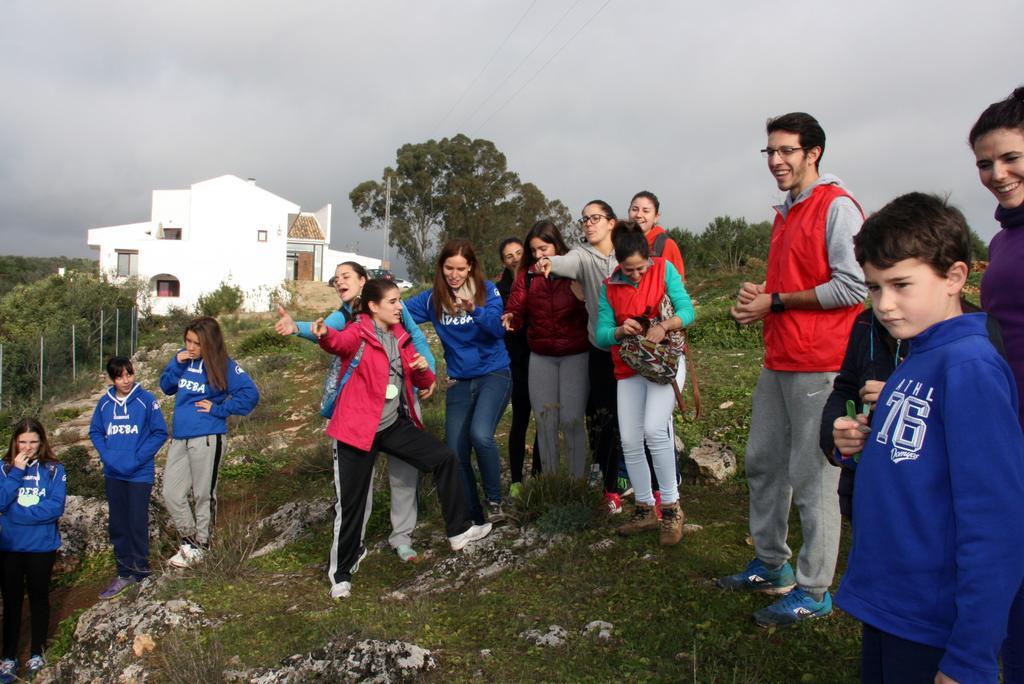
[72,324,77,382]
[115,308,120,356]
[39,335,44,402]
[99,309,104,370]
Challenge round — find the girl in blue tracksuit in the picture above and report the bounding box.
[405,239,512,524]
[274,260,436,562]
[160,316,259,568]
[89,356,168,599]
[0,418,66,681]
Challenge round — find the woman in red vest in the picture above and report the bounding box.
[595,222,695,545]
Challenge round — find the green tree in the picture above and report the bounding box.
[665,216,772,273]
[351,135,571,280]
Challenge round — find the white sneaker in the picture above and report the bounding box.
[449,522,493,551]
[168,543,205,569]
[330,581,352,600]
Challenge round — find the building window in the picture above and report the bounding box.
[161,227,182,240]
[116,251,138,277]
[156,279,180,297]
[258,230,268,242]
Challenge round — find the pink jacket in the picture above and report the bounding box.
[318,315,435,451]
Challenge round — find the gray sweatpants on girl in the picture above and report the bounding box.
[162,435,224,545]
[744,369,841,593]
[527,351,589,478]
[378,455,419,549]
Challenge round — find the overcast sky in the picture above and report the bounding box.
[1,1,1020,277]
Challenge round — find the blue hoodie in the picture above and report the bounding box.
[159,355,260,439]
[89,384,169,483]
[404,281,509,380]
[0,460,66,552]
[294,305,436,372]
[835,313,1024,683]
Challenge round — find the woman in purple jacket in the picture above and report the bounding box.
[971,86,1024,684]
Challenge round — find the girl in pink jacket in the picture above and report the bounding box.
[313,279,492,600]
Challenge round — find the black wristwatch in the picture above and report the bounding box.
[770,293,785,314]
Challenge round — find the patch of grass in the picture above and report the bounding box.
[53,551,116,589]
[220,451,279,481]
[47,608,87,660]
[153,628,228,684]
[187,503,270,581]
[514,468,603,532]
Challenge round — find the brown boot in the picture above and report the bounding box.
[617,503,659,536]
[659,500,685,546]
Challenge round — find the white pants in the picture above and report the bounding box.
[616,374,679,506]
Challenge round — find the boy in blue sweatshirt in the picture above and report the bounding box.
[832,193,1024,683]
[89,356,168,599]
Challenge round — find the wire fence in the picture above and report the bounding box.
[0,307,139,407]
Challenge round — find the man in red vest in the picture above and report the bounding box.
[719,112,866,627]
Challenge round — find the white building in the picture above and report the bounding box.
[87,175,379,315]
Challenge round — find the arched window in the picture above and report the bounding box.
[151,274,181,298]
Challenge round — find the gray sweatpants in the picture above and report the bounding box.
[162,435,224,545]
[379,455,419,549]
[528,351,589,479]
[744,369,841,593]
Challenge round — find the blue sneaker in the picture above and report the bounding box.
[716,558,796,594]
[25,654,45,681]
[753,588,832,627]
[0,658,17,684]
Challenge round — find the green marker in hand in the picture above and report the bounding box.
[845,399,871,463]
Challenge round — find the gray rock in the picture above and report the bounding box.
[240,639,435,683]
[682,439,738,483]
[520,625,568,648]
[43,576,216,684]
[251,498,334,558]
[582,620,613,641]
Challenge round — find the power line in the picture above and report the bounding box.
[455,0,587,132]
[432,0,539,137]
[475,0,614,133]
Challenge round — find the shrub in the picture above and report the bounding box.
[513,468,603,532]
[196,281,243,317]
[234,329,294,358]
[60,445,106,498]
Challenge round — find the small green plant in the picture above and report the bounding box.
[47,608,87,660]
[196,281,244,317]
[235,329,294,357]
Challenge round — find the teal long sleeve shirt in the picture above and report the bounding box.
[595,260,694,351]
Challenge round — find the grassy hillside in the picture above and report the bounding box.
[38,266,876,682]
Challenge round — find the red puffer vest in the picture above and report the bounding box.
[763,183,863,371]
[504,266,589,357]
[603,257,670,380]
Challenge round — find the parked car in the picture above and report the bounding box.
[367,268,394,281]
[394,278,414,290]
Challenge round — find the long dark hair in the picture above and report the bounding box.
[184,316,229,391]
[432,239,486,319]
[5,418,58,465]
[522,220,570,271]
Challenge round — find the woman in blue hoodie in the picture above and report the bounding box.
[160,316,259,569]
[0,418,66,683]
[89,356,168,599]
[405,239,511,524]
